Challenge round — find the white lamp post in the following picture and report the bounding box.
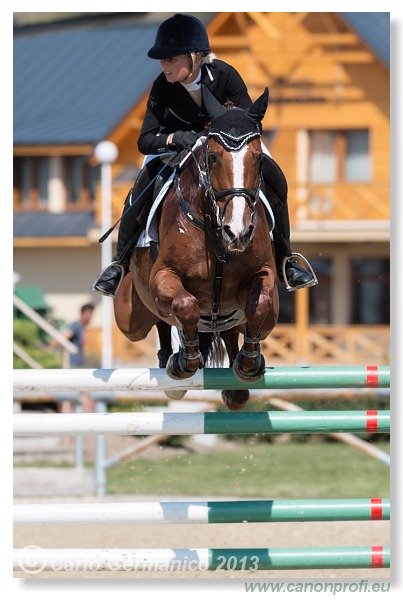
[94,141,118,370]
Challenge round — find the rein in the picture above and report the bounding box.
[175,141,262,264]
[174,138,262,330]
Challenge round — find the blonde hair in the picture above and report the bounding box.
[201,52,216,64]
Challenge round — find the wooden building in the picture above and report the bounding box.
[13,12,390,366]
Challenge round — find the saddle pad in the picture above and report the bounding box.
[136,137,206,247]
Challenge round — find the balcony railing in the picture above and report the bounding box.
[95,180,390,228]
[85,324,390,367]
[261,324,389,366]
[290,182,389,222]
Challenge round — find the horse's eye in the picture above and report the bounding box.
[208,153,218,164]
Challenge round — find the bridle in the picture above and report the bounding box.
[200,139,261,233]
[174,132,263,330]
[176,135,263,264]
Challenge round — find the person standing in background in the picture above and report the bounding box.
[48,302,95,413]
[48,303,95,367]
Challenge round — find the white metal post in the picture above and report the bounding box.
[101,160,113,370]
[94,141,118,497]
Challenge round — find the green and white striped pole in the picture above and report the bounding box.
[13,365,390,393]
[13,545,390,571]
[14,498,390,525]
[14,410,390,436]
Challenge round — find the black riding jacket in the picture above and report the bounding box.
[137,59,252,156]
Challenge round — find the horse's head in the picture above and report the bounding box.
[202,86,269,254]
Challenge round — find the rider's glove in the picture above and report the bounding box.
[172,130,198,151]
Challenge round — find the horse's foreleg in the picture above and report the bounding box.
[152,270,202,379]
[156,321,188,400]
[221,330,250,411]
[156,321,173,368]
[233,270,277,383]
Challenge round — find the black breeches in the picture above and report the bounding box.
[261,154,292,264]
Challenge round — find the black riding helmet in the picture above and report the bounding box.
[148,13,210,59]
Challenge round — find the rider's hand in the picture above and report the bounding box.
[172,130,198,151]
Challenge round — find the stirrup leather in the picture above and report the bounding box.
[92,261,125,297]
[281,252,318,292]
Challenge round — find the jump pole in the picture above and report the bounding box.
[13,365,390,393]
[13,498,390,525]
[13,546,390,571]
[268,397,391,466]
[13,410,390,436]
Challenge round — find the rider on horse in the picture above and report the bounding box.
[93,13,317,297]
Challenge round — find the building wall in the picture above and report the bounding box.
[13,245,114,326]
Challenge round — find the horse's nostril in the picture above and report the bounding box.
[242,224,255,244]
[223,225,236,241]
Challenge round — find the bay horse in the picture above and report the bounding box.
[114,86,279,411]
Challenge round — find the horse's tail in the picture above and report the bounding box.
[205,332,225,368]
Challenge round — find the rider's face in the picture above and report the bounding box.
[160,54,196,83]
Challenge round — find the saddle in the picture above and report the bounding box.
[130,151,187,233]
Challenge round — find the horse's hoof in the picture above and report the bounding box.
[166,352,198,380]
[222,390,249,412]
[163,389,188,400]
[232,354,266,383]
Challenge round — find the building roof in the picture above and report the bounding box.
[339,12,390,67]
[14,17,162,145]
[13,212,96,237]
[14,13,390,147]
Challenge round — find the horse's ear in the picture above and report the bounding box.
[202,85,227,120]
[246,87,269,123]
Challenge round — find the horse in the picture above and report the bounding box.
[114,86,279,411]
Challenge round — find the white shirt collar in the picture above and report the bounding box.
[180,70,202,92]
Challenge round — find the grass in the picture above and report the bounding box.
[107,441,390,498]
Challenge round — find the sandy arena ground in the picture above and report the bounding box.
[13,495,390,580]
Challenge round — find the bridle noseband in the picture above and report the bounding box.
[197,137,262,233]
[210,185,261,228]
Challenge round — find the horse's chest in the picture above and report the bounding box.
[182,267,248,314]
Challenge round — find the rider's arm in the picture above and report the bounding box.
[137,78,174,155]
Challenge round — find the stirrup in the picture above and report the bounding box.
[281,252,318,292]
[92,261,125,298]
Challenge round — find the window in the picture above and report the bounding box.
[66,156,88,205]
[14,157,49,209]
[345,131,370,181]
[277,286,295,324]
[309,130,370,183]
[20,158,33,207]
[14,155,97,210]
[351,259,390,324]
[310,132,337,183]
[309,259,331,324]
[37,157,49,207]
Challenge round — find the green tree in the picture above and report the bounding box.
[13,319,62,368]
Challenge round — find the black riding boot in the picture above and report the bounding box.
[262,155,317,291]
[273,201,317,290]
[92,158,168,297]
[92,192,143,297]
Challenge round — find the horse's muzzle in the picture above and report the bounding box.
[223,223,255,252]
